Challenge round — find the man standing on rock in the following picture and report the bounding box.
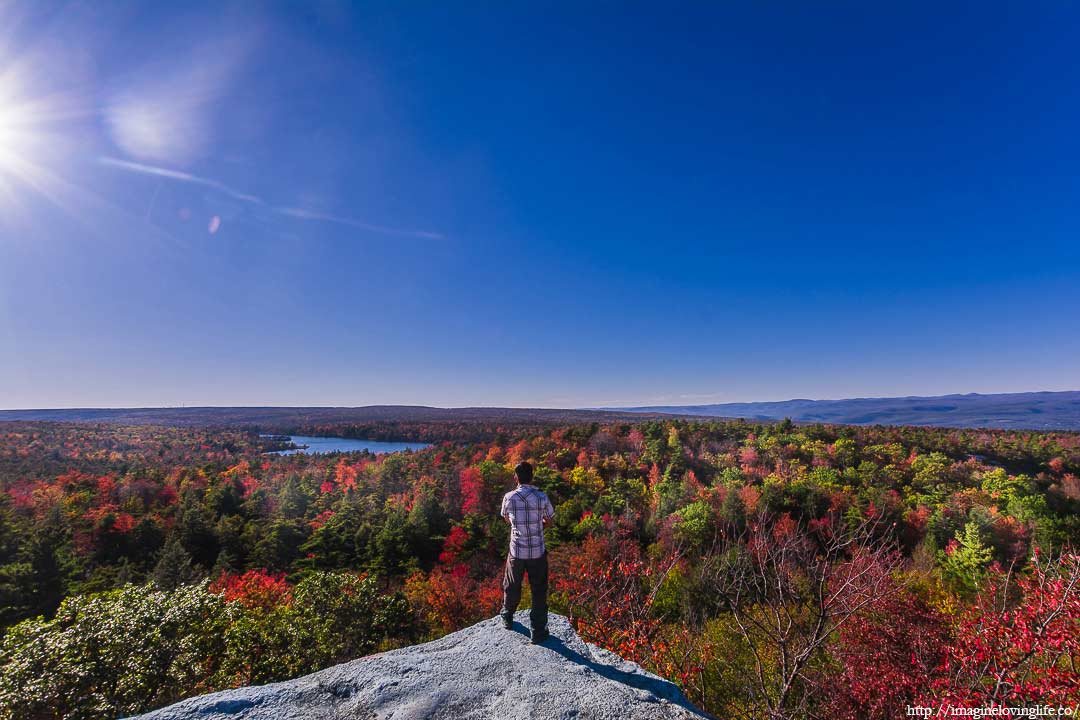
[500,461,556,644]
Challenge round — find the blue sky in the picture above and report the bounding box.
[1,1,1078,409]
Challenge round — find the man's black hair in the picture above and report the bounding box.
[515,461,533,484]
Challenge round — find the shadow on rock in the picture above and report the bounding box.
[507,621,707,718]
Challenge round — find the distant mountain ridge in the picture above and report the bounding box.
[3,392,1079,431]
[0,405,688,428]
[609,391,1080,430]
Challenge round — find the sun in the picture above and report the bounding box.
[0,90,35,176]
[0,72,61,210]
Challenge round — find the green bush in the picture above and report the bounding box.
[0,583,228,719]
[673,501,713,549]
[0,573,416,720]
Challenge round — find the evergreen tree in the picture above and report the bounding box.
[206,476,244,517]
[942,521,993,595]
[407,485,449,567]
[277,475,309,519]
[0,494,31,624]
[372,506,414,576]
[0,493,23,567]
[175,494,220,569]
[152,536,196,590]
[0,562,32,626]
[129,517,165,572]
[26,507,79,619]
[299,503,360,570]
[210,548,240,578]
[719,484,747,535]
[215,515,247,571]
[250,520,306,572]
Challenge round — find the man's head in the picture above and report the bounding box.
[514,461,533,485]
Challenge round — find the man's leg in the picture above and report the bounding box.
[527,552,549,635]
[501,555,524,627]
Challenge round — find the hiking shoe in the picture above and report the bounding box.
[530,628,550,644]
[501,614,513,630]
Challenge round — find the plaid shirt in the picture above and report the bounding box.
[500,484,555,559]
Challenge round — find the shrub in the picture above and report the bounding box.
[0,583,228,719]
[0,572,417,719]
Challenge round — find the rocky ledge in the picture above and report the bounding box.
[134,612,710,720]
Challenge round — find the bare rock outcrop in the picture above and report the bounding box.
[134,612,710,720]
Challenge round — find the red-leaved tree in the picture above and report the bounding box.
[923,552,1080,705]
[820,589,949,720]
[557,532,707,702]
[405,565,501,634]
[210,570,291,610]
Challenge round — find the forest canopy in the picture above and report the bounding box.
[0,418,1078,719]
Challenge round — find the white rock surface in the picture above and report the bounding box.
[133,612,711,720]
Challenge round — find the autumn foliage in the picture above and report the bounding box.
[210,570,291,610]
[558,529,708,700]
[1,418,1079,719]
[405,564,501,634]
[822,589,950,720]
[924,552,1080,705]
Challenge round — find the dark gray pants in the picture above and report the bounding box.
[501,552,548,631]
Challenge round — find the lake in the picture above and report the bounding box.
[269,435,432,455]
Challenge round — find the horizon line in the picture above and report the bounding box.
[2,387,1079,413]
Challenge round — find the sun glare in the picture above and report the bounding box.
[0,81,35,182]
[0,106,23,169]
[0,72,59,209]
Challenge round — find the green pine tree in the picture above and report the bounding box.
[152,536,196,590]
[26,507,80,619]
[941,521,992,595]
